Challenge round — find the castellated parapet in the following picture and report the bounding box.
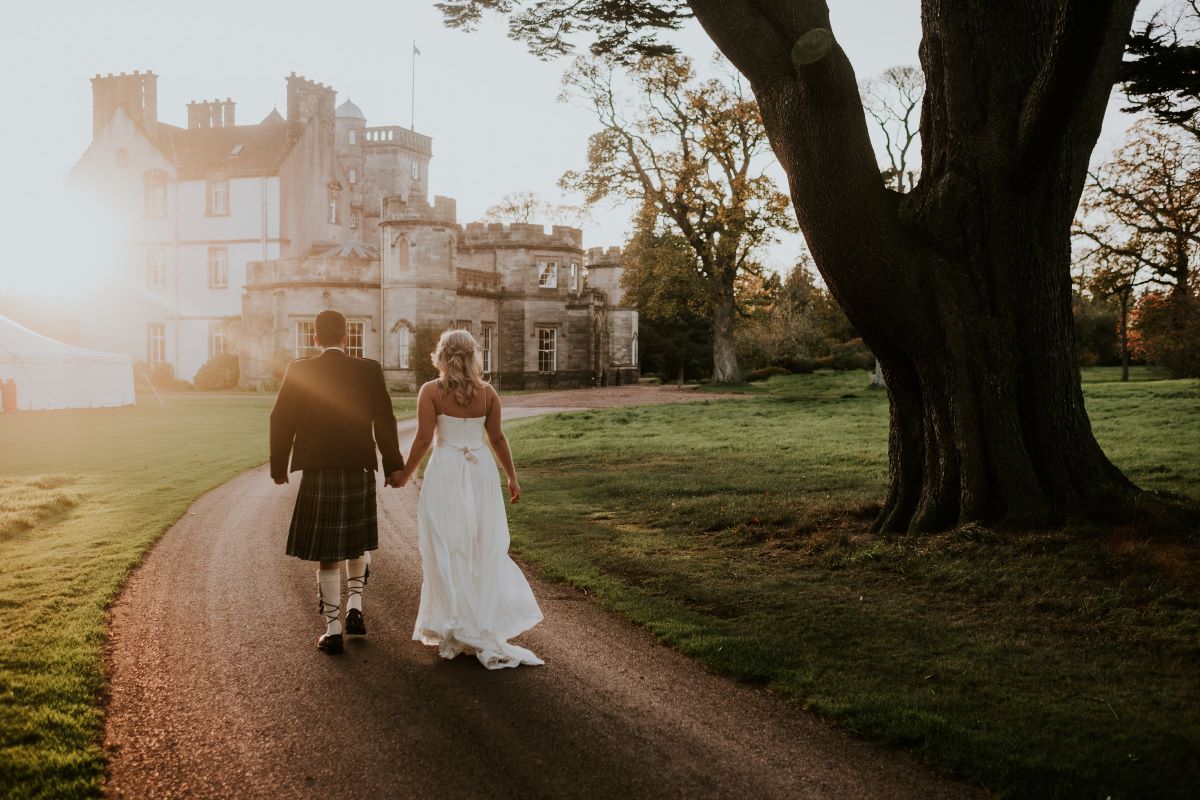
[587,246,623,266]
[364,126,433,156]
[382,194,457,225]
[462,222,583,251]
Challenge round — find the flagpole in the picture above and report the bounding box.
[411,40,417,130]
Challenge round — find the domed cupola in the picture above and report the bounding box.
[336,98,366,121]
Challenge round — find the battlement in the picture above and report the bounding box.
[381,194,458,225]
[587,246,623,266]
[286,73,335,127]
[364,126,433,155]
[462,222,583,250]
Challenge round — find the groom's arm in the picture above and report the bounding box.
[369,360,403,474]
[269,363,302,483]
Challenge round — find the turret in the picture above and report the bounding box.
[586,246,627,306]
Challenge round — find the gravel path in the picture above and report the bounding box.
[103,390,983,799]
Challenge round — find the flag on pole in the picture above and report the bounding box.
[413,43,421,56]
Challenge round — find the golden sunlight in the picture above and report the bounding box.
[4,188,121,300]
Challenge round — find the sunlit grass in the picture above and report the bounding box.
[0,393,415,799]
[505,368,1200,799]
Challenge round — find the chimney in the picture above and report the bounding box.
[188,98,237,129]
[92,70,158,140]
[187,100,210,129]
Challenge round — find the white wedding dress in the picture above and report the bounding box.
[413,414,544,669]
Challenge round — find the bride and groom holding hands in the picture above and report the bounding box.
[269,310,543,669]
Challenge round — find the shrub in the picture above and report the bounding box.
[410,322,446,385]
[771,355,816,374]
[831,338,874,371]
[135,362,192,390]
[194,352,240,391]
[746,366,792,382]
[269,349,295,381]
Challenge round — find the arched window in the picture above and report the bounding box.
[398,324,413,369]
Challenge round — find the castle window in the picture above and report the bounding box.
[395,233,411,268]
[348,168,357,184]
[348,128,357,145]
[411,161,420,181]
[481,324,494,374]
[146,249,166,289]
[209,322,226,358]
[147,322,166,368]
[631,317,639,366]
[229,144,243,157]
[346,321,365,358]
[328,192,339,224]
[207,248,229,288]
[570,262,580,291]
[144,174,167,218]
[295,321,319,358]
[537,328,557,373]
[398,325,412,369]
[538,261,558,289]
[207,178,229,216]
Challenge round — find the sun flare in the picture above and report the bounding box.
[3,188,121,300]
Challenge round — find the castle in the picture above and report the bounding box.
[68,71,638,389]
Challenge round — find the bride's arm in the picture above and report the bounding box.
[399,383,437,486]
[484,385,521,503]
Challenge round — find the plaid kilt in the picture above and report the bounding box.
[285,468,378,561]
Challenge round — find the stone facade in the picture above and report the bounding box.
[69,70,636,388]
[239,87,637,390]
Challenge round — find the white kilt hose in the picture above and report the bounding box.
[286,467,379,561]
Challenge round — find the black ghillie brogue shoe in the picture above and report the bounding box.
[317,632,344,655]
[345,608,367,636]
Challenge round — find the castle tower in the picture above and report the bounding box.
[378,195,461,379]
[587,246,639,383]
[336,99,367,235]
[91,71,158,140]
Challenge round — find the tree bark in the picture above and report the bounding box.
[711,280,741,383]
[1120,290,1130,382]
[689,0,1142,531]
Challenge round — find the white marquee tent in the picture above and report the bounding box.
[0,314,135,411]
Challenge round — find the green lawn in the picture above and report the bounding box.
[504,368,1200,800]
[0,392,415,799]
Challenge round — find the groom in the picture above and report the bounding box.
[270,310,404,654]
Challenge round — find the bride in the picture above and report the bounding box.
[397,329,544,669]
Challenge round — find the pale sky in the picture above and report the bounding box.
[0,0,1150,297]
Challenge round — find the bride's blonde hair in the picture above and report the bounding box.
[432,329,487,406]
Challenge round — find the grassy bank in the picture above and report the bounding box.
[0,393,415,798]
[504,368,1200,799]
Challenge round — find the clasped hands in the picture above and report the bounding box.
[274,472,415,488]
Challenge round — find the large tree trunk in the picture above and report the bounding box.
[1120,291,1130,382]
[711,281,741,383]
[691,0,1141,531]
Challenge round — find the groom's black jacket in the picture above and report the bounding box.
[269,348,403,481]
